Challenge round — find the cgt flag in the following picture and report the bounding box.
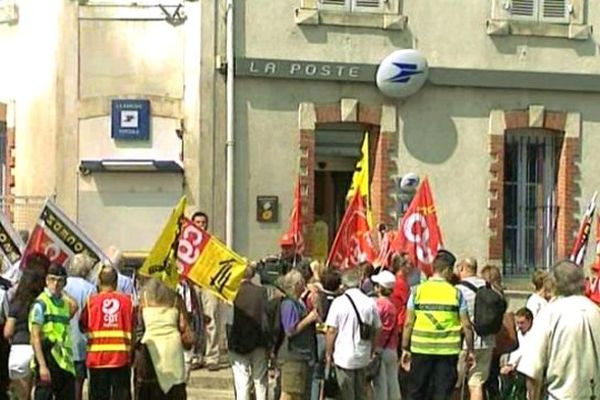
[138,196,187,288]
[570,191,597,266]
[327,191,376,270]
[390,178,443,277]
[0,211,25,268]
[179,219,246,303]
[22,200,108,268]
[285,181,304,256]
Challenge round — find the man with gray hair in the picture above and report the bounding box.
[518,260,600,400]
[325,267,381,400]
[64,253,97,400]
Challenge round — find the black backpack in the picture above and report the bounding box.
[265,295,286,355]
[459,280,507,336]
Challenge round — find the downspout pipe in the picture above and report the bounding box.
[225,0,234,247]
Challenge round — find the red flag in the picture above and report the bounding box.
[570,191,597,266]
[326,192,376,269]
[374,230,395,268]
[390,178,443,277]
[285,181,304,256]
[22,224,70,266]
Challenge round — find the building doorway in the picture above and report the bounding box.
[314,123,371,248]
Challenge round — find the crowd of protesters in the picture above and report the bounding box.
[0,216,599,400]
[230,240,600,400]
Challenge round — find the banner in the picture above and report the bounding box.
[22,200,108,268]
[0,212,24,267]
[138,196,187,288]
[570,191,597,266]
[346,132,372,227]
[326,191,376,269]
[390,178,443,277]
[180,219,246,302]
[284,181,304,256]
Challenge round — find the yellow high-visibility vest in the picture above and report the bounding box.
[411,278,462,355]
[29,291,75,375]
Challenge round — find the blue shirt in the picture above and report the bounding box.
[407,277,468,314]
[65,277,96,362]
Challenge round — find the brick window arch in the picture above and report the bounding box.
[488,106,580,272]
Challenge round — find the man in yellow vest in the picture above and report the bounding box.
[400,250,475,400]
[29,263,78,400]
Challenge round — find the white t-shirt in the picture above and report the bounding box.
[506,329,528,367]
[325,287,382,369]
[517,295,600,400]
[526,293,548,319]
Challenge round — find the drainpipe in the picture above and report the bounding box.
[225,0,234,247]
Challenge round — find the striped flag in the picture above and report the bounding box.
[570,191,597,266]
[285,181,304,256]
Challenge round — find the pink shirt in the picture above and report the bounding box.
[376,297,399,350]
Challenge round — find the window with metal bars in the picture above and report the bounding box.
[319,0,383,13]
[503,132,560,276]
[508,0,570,23]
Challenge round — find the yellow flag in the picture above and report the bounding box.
[138,196,187,288]
[346,132,372,226]
[185,233,247,303]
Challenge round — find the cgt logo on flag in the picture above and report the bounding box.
[391,178,443,277]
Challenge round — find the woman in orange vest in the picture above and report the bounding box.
[80,264,134,400]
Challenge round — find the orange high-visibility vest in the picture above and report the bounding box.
[85,291,134,369]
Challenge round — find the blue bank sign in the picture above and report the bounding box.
[111,99,151,141]
[376,50,428,98]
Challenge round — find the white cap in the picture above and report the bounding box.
[371,270,396,289]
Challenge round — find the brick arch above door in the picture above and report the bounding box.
[488,106,581,267]
[297,99,397,254]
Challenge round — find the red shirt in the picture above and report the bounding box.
[390,271,409,329]
[376,297,399,350]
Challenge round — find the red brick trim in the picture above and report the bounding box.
[488,134,505,261]
[557,137,579,258]
[315,104,341,124]
[488,109,576,264]
[299,129,315,253]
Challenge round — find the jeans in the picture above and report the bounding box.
[230,348,268,400]
[406,353,458,400]
[310,334,326,400]
[89,367,131,400]
[34,349,75,400]
[373,349,401,400]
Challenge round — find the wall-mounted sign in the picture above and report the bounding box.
[236,58,376,83]
[257,196,279,223]
[376,50,429,98]
[111,99,151,141]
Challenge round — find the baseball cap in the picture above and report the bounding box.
[47,263,67,278]
[371,270,396,289]
[279,233,294,246]
[435,249,456,267]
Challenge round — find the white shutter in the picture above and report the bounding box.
[352,0,383,13]
[319,0,350,11]
[509,0,538,20]
[540,0,569,23]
